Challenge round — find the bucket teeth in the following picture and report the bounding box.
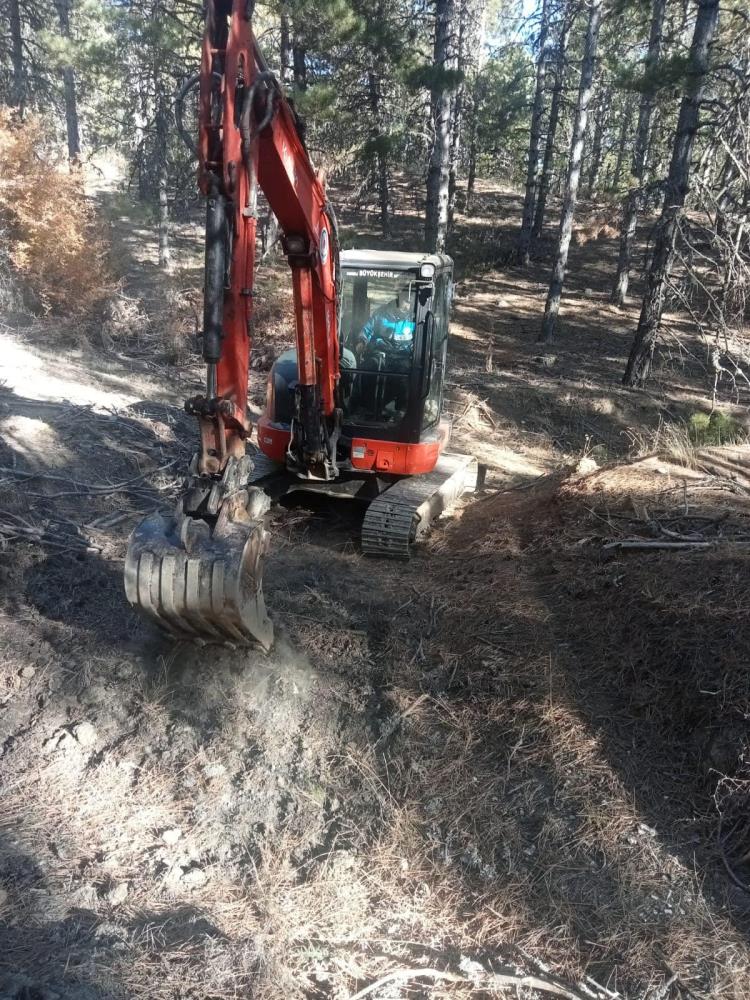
[124,504,273,650]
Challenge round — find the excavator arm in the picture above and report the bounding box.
[192,0,340,479]
[124,0,341,649]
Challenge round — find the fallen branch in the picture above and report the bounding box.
[0,460,178,495]
[479,471,554,500]
[603,539,713,551]
[346,966,615,1000]
[0,524,101,553]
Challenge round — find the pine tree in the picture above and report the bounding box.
[623,0,721,386]
[518,0,551,264]
[611,0,666,306]
[425,0,458,253]
[540,0,604,343]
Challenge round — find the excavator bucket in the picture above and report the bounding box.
[124,486,273,650]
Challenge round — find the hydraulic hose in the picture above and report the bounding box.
[174,72,200,159]
[203,179,227,365]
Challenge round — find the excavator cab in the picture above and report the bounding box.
[259,251,454,475]
[339,251,451,445]
[256,250,477,560]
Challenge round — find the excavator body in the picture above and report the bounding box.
[254,250,478,557]
[260,250,453,475]
[123,0,478,650]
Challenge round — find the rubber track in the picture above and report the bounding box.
[246,448,476,560]
[361,454,475,560]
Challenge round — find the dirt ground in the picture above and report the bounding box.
[1,181,750,1000]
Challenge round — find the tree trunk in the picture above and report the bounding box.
[585,100,605,197]
[533,16,569,241]
[623,0,720,386]
[156,102,171,271]
[448,90,462,226]
[8,0,25,111]
[611,98,633,189]
[292,38,307,91]
[518,0,550,264]
[367,69,390,236]
[280,2,293,87]
[55,0,81,161]
[152,13,171,273]
[448,0,472,225]
[611,0,666,305]
[465,67,485,215]
[539,0,603,343]
[466,134,477,213]
[425,0,457,253]
[158,168,170,269]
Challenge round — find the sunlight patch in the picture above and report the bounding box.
[0,414,72,468]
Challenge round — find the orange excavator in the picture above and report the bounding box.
[124,0,478,649]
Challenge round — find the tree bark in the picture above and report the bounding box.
[8,0,25,111]
[539,0,603,343]
[425,0,458,253]
[518,0,550,264]
[292,37,307,91]
[611,96,634,189]
[623,0,720,386]
[533,15,569,241]
[367,69,390,235]
[585,100,605,197]
[280,1,293,87]
[55,0,81,161]
[611,0,666,305]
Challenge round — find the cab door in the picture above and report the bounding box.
[422,270,451,431]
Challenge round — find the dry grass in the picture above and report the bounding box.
[409,459,750,998]
[251,254,296,370]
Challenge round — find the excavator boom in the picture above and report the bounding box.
[194,0,340,478]
[125,0,341,648]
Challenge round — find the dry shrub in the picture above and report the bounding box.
[99,283,199,359]
[0,110,113,317]
[251,258,295,368]
[99,289,151,349]
[573,215,620,246]
[159,285,201,362]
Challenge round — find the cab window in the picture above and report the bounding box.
[339,268,418,430]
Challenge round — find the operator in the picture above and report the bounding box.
[353,288,415,361]
[351,288,415,420]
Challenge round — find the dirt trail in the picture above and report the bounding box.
[2,183,750,999]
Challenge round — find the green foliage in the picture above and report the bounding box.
[688,411,747,446]
[405,63,464,94]
[471,47,534,181]
[615,54,691,98]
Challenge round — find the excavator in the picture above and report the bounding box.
[123,0,478,650]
